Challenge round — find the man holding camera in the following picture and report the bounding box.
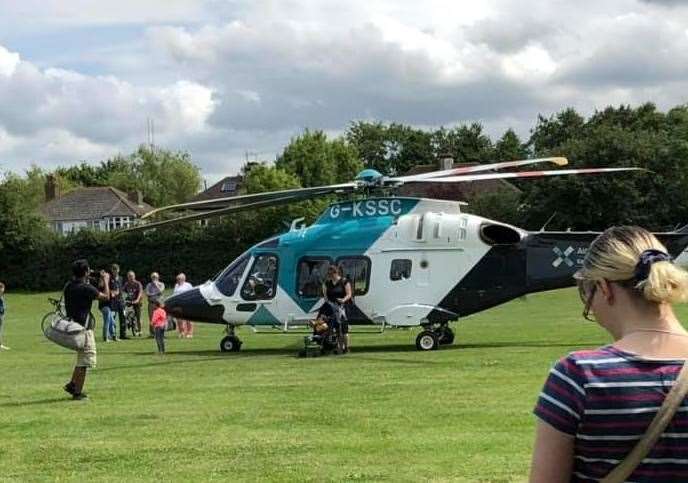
[63,259,110,401]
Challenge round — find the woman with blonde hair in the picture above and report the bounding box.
[531,226,688,482]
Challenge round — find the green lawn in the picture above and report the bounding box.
[2,289,666,482]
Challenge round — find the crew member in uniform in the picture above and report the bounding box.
[63,259,111,400]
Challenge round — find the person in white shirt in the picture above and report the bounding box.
[173,273,194,338]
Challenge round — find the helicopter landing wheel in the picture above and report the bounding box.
[416,330,439,351]
[220,335,242,352]
[438,326,455,345]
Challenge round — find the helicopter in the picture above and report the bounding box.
[125,157,688,352]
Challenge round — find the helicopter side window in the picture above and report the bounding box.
[336,256,371,296]
[241,254,279,301]
[297,258,331,298]
[390,259,412,281]
[214,254,250,297]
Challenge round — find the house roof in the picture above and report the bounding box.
[41,187,154,222]
[191,175,243,202]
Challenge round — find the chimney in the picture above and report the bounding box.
[128,190,144,207]
[439,154,454,171]
[45,174,60,201]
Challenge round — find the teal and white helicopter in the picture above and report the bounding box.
[128,158,688,352]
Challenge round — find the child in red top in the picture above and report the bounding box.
[150,299,167,354]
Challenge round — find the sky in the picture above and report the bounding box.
[0,0,687,183]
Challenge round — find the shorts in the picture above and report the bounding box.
[75,330,97,368]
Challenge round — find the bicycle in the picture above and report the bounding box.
[41,296,96,334]
[41,297,66,333]
[123,299,141,337]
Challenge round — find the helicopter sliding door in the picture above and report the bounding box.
[335,256,372,324]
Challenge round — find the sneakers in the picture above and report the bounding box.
[72,392,88,401]
[0,345,10,350]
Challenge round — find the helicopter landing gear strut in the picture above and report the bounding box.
[220,324,242,352]
[415,322,455,351]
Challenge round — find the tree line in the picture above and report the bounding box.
[2,102,688,289]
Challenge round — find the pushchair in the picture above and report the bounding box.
[298,301,345,357]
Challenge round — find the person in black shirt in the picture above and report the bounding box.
[63,259,110,400]
[323,264,353,353]
[110,264,128,340]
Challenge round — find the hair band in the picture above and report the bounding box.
[634,249,672,282]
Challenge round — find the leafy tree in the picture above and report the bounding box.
[522,104,688,231]
[58,146,202,207]
[528,108,585,154]
[494,129,528,162]
[432,123,494,164]
[346,122,434,175]
[105,146,202,206]
[0,172,55,265]
[276,130,362,186]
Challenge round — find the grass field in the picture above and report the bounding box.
[4,288,675,482]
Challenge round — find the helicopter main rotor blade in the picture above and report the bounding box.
[391,156,568,183]
[402,167,645,183]
[141,182,357,219]
[120,192,334,233]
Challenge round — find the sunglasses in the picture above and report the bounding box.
[576,278,598,322]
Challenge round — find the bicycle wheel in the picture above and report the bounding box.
[41,311,59,334]
[127,312,137,337]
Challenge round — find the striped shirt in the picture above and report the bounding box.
[534,346,688,482]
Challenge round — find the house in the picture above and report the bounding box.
[191,175,243,205]
[397,156,520,203]
[41,176,154,235]
[191,162,263,206]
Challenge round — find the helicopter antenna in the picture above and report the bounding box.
[540,212,557,232]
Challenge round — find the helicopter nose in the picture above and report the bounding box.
[165,288,225,323]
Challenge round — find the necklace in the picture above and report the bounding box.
[625,328,688,337]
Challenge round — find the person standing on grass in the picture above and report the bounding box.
[63,259,110,401]
[530,226,688,483]
[173,273,193,338]
[110,264,128,340]
[123,271,143,336]
[145,272,165,338]
[324,264,353,353]
[0,281,8,351]
[150,299,167,354]
[99,269,118,342]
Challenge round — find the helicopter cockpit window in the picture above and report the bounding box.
[297,258,331,298]
[214,254,250,297]
[390,259,412,281]
[336,257,371,296]
[241,254,279,300]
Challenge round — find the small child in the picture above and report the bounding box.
[150,299,167,354]
[0,282,8,351]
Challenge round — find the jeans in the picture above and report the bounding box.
[101,306,116,341]
[154,327,165,353]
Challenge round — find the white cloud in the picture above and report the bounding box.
[0,45,20,77]
[2,0,688,179]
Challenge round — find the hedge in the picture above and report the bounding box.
[0,222,267,291]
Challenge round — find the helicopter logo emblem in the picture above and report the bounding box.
[552,246,588,268]
[552,246,575,268]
